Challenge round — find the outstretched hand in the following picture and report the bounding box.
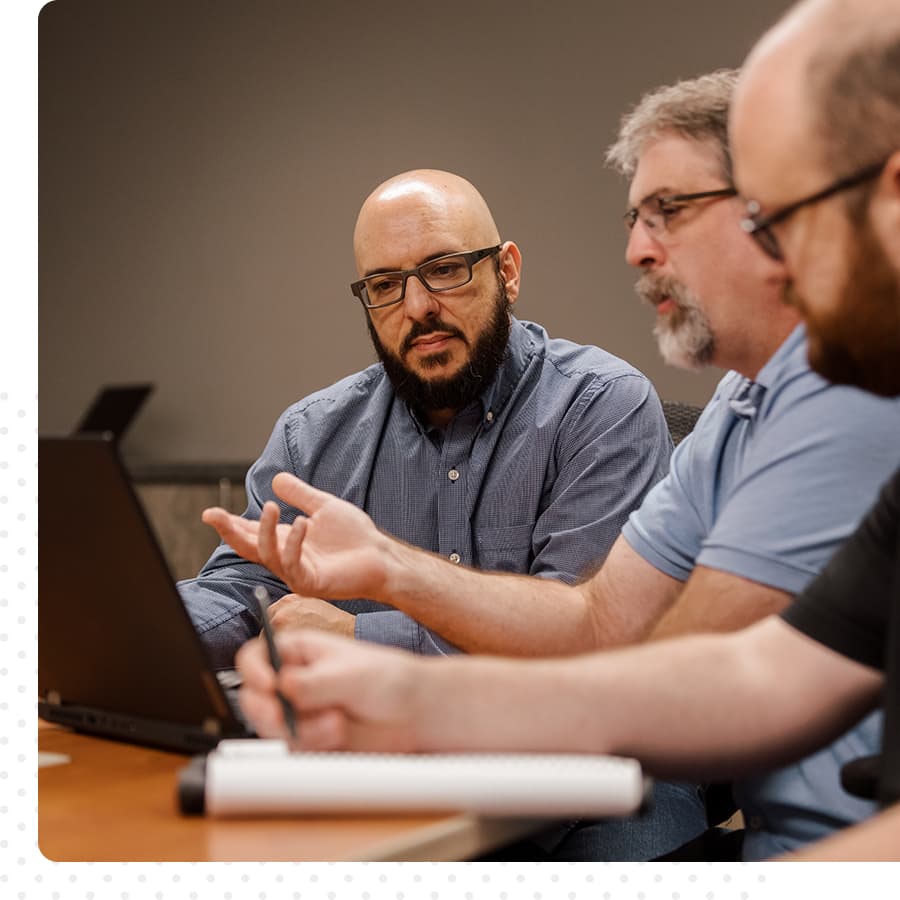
[201,502,293,583]
[203,473,394,602]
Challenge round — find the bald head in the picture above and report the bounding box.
[349,170,521,424]
[353,170,501,274]
[732,0,900,397]
[735,0,900,181]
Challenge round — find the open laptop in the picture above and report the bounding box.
[39,433,252,753]
[40,435,653,820]
[74,383,154,441]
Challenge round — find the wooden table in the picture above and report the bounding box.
[38,724,544,861]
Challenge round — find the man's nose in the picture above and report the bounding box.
[625,221,666,269]
[402,273,442,319]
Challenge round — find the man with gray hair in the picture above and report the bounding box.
[606,71,739,373]
[233,0,900,860]
[209,70,900,859]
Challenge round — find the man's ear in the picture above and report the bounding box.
[870,150,900,274]
[498,241,523,305]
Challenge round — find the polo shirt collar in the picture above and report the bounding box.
[728,323,806,419]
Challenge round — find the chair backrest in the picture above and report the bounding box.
[662,400,704,446]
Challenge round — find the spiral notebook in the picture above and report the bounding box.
[179,739,651,818]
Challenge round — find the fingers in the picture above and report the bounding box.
[293,712,413,752]
[237,630,419,751]
[294,709,350,750]
[268,627,350,666]
[238,689,401,751]
[277,634,396,712]
[272,472,334,515]
[236,697,369,752]
[201,506,229,527]
[237,632,350,746]
[256,500,285,581]
[238,682,288,739]
[236,636,298,740]
[202,507,263,562]
[235,636,278,690]
[242,629,363,714]
[280,515,310,590]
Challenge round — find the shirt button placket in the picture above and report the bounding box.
[445,467,462,563]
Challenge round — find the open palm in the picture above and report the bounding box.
[261,473,392,601]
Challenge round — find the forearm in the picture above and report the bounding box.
[575,621,882,779]
[648,565,793,640]
[259,475,673,655]
[376,538,597,655]
[412,618,881,781]
[414,631,764,762]
[780,802,900,861]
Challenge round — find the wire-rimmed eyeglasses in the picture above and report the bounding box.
[624,188,737,235]
[740,158,889,261]
[351,245,502,310]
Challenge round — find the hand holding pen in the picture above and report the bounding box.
[252,585,298,740]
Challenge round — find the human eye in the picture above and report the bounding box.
[367,274,402,299]
[657,199,685,221]
[423,257,466,284]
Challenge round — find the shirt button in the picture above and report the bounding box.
[448,468,460,481]
[485,410,494,423]
[449,552,461,564]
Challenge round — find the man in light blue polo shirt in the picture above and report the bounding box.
[621,325,887,858]
[206,71,900,859]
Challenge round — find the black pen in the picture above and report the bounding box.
[253,585,298,740]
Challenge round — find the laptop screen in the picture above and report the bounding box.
[74,384,154,440]
[38,434,246,750]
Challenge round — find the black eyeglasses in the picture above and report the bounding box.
[740,158,889,261]
[351,245,502,310]
[624,188,737,235]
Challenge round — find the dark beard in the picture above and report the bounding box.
[791,219,900,397]
[367,278,512,416]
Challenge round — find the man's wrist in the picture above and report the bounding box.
[375,533,438,606]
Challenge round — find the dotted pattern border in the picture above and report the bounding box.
[4,0,896,896]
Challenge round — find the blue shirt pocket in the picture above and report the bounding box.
[474,523,535,573]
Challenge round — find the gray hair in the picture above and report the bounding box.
[605,69,739,182]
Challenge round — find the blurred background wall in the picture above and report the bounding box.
[40,0,791,464]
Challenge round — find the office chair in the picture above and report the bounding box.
[661,400,703,446]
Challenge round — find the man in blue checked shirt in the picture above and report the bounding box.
[180,169,671,662]
[180,168,691,861]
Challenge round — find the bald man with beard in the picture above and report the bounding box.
[179,170,689,859]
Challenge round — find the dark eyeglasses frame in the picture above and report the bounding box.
[351,245,502,310]
[624,188,737,232]
[740,158,889,261]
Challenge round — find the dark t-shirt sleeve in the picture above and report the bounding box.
[781,467,900,672]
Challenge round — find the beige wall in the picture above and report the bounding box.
[39,0,792,464]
